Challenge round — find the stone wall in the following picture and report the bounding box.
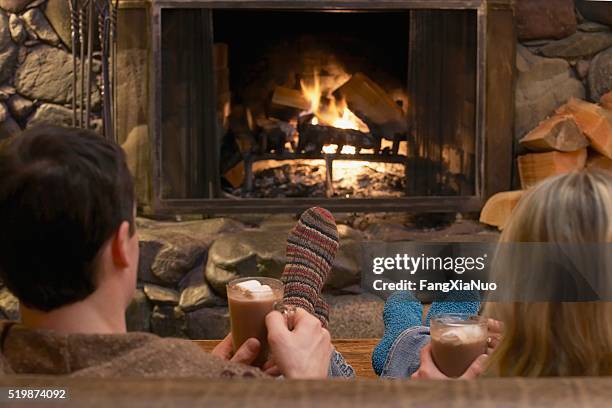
[514,0,612,142]
[121,213,498,339]
[0,0,102,139]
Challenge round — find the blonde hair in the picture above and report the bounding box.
[484,169,612,377]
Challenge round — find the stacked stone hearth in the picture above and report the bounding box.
[0,213,498,338]
[125,213,498,339]
[0,0,102,139]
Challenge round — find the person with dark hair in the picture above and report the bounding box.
[0,126,333,379]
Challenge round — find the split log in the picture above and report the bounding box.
[336,72,408,137]
[480,190,525,230]
[519,114,588,152]
[228,105,255,153]
[223,161,245,188]
[271,86,311,111]
[556,98,612,159]
[587,151,612,172]
[256,118,295,154]
[518,148,587,189]
[297,121,378,153]
[601,91,612,112]
[213,43,228,69]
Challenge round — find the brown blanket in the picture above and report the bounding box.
[0,321,268,379]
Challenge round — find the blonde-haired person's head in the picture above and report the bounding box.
[485,169,612,377]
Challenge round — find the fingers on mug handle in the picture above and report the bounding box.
[273,301,297,331]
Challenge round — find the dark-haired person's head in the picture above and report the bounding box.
[0,126,138,317]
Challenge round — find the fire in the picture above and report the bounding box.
[322,144,337,154]
[321,144,357,155]
[300,71,369,133]
[340,145,356,154]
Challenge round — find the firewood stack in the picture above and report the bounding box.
[481,92,612,230]
[517,96,612,188]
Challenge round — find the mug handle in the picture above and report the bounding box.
[273,301,297,331]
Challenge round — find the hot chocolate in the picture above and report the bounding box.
[430,314,487,378]
[226,277,284,367]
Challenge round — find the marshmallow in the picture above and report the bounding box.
[236,279,263,292]
[235,280,274,298]
[259,284,273,293]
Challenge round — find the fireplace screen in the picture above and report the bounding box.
[159,8,479,206]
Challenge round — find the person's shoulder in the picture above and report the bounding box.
[147,336,269,378]
[74,333,268,379]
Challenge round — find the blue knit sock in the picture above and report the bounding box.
[424,291,480,326]
[372,291,422,376]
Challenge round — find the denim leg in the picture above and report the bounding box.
[381,326,431,379]
[328,349,355,378]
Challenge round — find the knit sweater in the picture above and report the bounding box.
[0,321,268,379]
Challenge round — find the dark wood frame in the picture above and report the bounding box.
[124,0,515,214]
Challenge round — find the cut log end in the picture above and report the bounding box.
[517,148,587,189]
[519,114,588,152]
[480,190,525,230]
[224,161,245,188]
[556,98,612,159]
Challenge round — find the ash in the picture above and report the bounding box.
[233,161,406,198]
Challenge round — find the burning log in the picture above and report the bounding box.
[480,190,525,230]
[256,117,295,154]
[271,86,311,111]
[336,72,408,138]
[556,98,612,159]
[297,118,379,154]
[518,148,587,189]
[519,115,588,152]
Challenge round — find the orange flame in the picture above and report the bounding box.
[300,71,369,134]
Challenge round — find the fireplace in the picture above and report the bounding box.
[116,0,515,214]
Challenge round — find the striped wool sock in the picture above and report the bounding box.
[314,296,331,328]
[282,207,339,327]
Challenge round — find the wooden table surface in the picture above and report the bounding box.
[195,339,379,378]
